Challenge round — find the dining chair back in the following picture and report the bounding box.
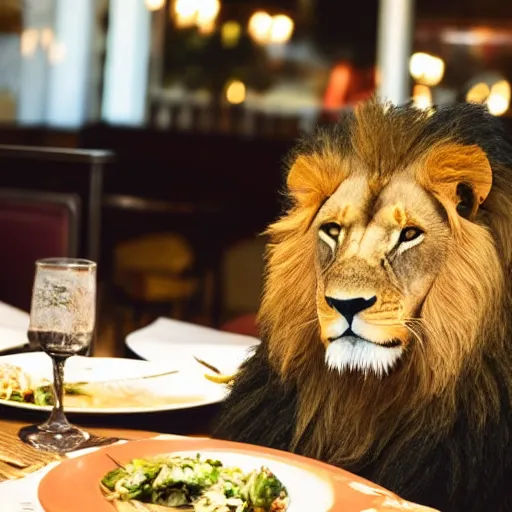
[0,188,80,311]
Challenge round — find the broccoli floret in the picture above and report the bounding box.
[242,467,286,508]
[101,468,128,491]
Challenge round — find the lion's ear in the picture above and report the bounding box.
[287,155,346,209]
[420,143,492,219]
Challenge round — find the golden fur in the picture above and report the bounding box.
[257,99,512,475]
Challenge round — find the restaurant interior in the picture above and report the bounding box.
[0,0,511,510]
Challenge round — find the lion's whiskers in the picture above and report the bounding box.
[405,323,425,353]
[369,318,426,353]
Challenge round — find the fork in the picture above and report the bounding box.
[66,369,179,388]
[193,356,221,374]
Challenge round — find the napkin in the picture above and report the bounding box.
[0,301,30,353]
[125,317,260,375]
[0,427,61,482]
[0,302,29,330]
[127,317,259,347]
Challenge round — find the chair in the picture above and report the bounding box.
[112,232,199,326]
[0,188,80,312]
[217,237,264,338]
[102,194,224,341]
[221,313,259,338]
[0,145,113,263]
[221,236,266,320]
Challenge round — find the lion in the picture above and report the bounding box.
[212,99,512,511]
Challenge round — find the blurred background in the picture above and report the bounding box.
[0,0,510,356]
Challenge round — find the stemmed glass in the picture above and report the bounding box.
[20,258,96,454]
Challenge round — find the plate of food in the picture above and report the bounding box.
[0,352,228,414]
[37,437,438,512]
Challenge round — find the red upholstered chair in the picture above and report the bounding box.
[221,313,259,338]
[0,189,80,312]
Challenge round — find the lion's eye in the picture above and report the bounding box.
[398,227,424,244]
[320,222,341,240]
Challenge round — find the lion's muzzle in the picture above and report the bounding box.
[326,295,377,325]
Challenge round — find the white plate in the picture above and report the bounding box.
[125,317,260,375]
[0,352,228,414]
[38,438,438,512]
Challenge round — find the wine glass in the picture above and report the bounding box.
[20,258,96,454]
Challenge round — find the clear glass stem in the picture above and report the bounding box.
[39,357,71,433]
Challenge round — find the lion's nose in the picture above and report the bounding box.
[325,296,377,325]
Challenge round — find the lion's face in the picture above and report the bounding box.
[315,170,450,376]
[262,101,502,383]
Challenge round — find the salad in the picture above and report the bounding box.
[0,362,87,406]
[101,453,289,512]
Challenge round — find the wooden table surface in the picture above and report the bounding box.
[0,401,221,440]
[0,417,161,442]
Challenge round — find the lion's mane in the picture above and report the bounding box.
[213,101,512,511]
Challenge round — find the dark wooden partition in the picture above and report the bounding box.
[79,125,293,234]
[0,145,113,264]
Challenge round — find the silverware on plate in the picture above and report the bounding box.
[68,369,179,388]
[193,356,221,374]
[193,356,235,384]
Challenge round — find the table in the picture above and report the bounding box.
[0,418,159,442]
[0,401,220,438]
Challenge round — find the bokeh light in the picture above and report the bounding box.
[466,82,490,104]
[486,80,511,116]
[145,0,165,11]
[412,84,432,110]
[225,80,246,104]
[248,11,294,45]
[409,52,445,87]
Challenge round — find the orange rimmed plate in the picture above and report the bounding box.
[38,438,438,512]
